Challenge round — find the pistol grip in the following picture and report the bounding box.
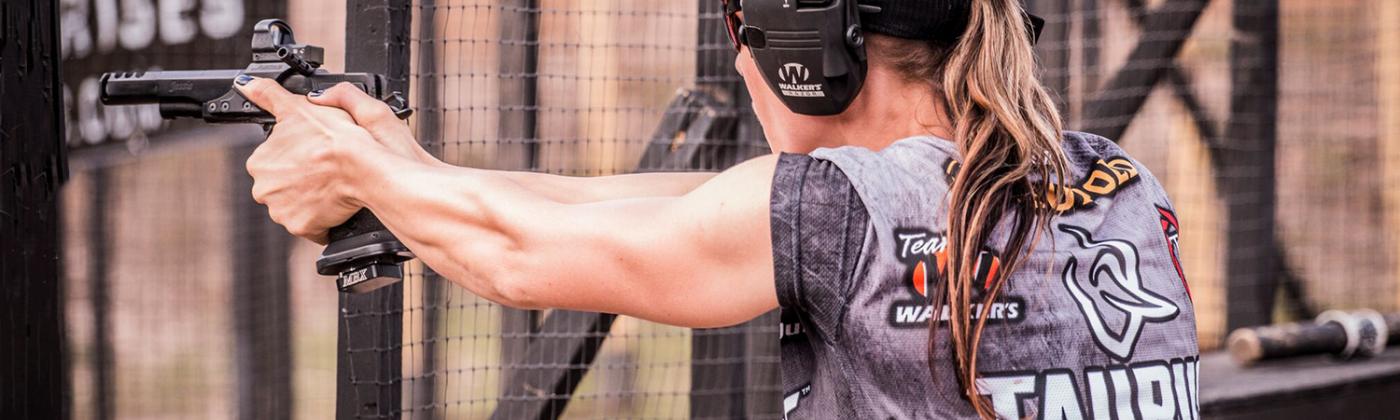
[316,209,414,293]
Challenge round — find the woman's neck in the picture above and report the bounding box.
[807,65,954,151]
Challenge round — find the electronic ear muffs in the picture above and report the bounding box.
[735,0,869,116]
[729,0,1047,117]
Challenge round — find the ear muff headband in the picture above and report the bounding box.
[737,0,1045,117]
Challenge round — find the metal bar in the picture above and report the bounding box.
[497,0,542,170]
[88,170,114,420]
[1221,0,1280,331]
[230,143,294,420]
[1113,0,1219,147]
[1026,0,1072,114]
[1077,0,1102,125]
[1080,0,1211,140]
[411,0,442,417]
[495,0,544,403]
[690,1,746,416]
[490,311,618,420]
[688,2,782,418]
[338,0,412,418]
[0,0,67,416]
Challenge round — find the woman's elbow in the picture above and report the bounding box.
[490,270,543,309]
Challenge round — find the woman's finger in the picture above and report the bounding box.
[234,76,304,118]
[307,82,402,131]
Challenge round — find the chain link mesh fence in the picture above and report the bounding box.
[55,0,1400,418]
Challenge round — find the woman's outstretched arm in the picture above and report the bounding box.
[307,82,719,204]
[356,152,779,327]
[237,77,778,328]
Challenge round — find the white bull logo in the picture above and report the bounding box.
[1059,224,1180,362]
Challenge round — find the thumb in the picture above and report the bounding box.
[234,75,303,118]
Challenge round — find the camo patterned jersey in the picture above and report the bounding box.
[769,131,1199,419]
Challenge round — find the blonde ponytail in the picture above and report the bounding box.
[932,0,1070,417]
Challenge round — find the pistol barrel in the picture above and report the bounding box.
[100,70,244,118]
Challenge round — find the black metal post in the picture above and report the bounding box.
[1222,0,1280,331]
[0,0,67,416]
[1026,0,1072,114]
[87,170,114,420]
[495,0,544,399]
[1077,0,1102,126]
[689,1,780,418]
[412,1,442,417]
[338,0,411,418]
[1081,0,1210,140]
[497,0,542,170]
[230,143,294,420]
[491,312,618,420]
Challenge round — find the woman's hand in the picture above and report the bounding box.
[306,82,444,167]
[235,76,385,244]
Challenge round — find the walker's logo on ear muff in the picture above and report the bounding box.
[775,62,825,98]
[778,63,809,83]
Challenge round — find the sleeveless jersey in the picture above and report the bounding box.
[769,132,1199,419]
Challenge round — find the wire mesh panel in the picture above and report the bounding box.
[51,0,1400,418]
[1027,0,1400,349]
[396,1,776,418]
[58,0,318,419]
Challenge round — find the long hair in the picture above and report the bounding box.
[872,0,1070,417]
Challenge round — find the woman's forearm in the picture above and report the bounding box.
[349,153,545,305]
[488,170,718,204]
[341,149,780,325]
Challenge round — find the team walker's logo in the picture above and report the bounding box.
[1059,224,1180,362]
[886,228,1025,328]
[775,62,825,98]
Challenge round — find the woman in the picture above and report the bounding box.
[235,0,1198,417]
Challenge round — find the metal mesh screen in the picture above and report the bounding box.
[1030,0,1400,349]
[52,0,1400,418]
[58,0,331,418]
[396,1,777,418]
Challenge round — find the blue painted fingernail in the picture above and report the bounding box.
[235,75,254,86]
[308,89,324,97]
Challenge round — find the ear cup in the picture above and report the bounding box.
[739,0,868,116]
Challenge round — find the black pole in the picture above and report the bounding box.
[338,0,411,418]
[498,0,542,170]
[495,0,543,401]
[230,143,294,420]
[1078,0,1101,126]
[1222,0,1280,331]
[0,0,67,416]
[412,0,442,417]
[1025,0,1072,114]
[688,2,780,418]
[1080,0,1211,140]
[87,170,114,420]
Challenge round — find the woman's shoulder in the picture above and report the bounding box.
[1060,130,1131,163]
